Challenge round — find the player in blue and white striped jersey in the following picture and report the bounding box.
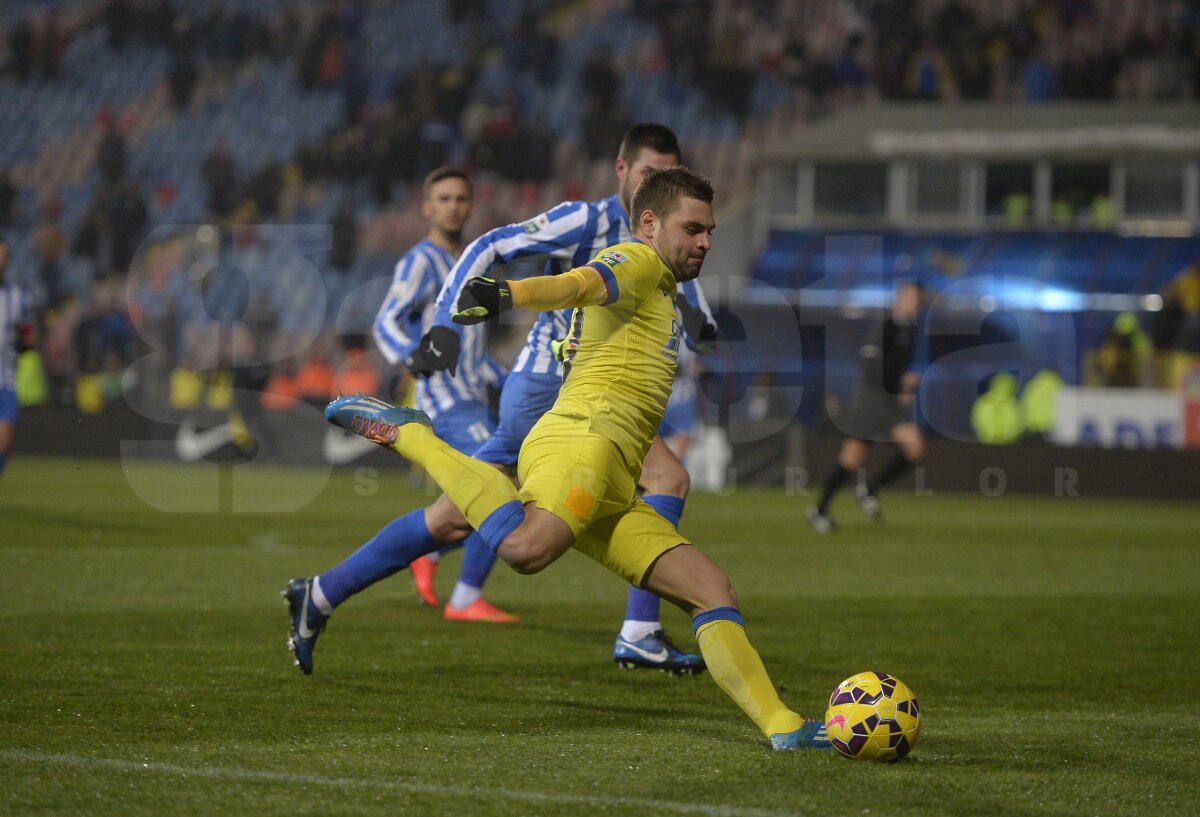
[0,237,35,484]
[369,171,512,622]
[405,124,720,674]
[372,215,504,440]
[284,169,516,674]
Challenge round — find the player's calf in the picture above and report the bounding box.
[424,492,474,543]
[495,507,574,574]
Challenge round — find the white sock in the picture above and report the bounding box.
[424,551,443,565]
[620,620,660,642]
[310,576,334,616]
[448,581,482,610]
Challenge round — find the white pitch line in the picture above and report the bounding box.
[0,750,801,817]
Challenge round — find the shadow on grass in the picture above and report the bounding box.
[2,506,160,537]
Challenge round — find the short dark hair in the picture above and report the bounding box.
[630,166,713,224]
[618,123,682,165]
[423,166,472,197]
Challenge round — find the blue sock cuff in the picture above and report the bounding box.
[317,563,358,610]
[479,500,525,552]
[642,494,685,529]
[457,531,497,589]
[624,586,661,622]
[317,508,436,609]
[692,606,744,633]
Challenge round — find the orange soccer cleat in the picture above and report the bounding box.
[443,598,520,624]
[409,556,439,607]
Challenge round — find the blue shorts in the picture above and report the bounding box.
[430,400,496,456]
[658,393,697,439]
[0,388,17,424]
[472,370,562,467]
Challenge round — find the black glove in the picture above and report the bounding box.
[675,294,719,354]
[405,325,461,377]
[453,277,512,325]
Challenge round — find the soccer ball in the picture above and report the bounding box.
[824,671,922,762]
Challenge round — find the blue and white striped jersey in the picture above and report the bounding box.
[373,239,502,420]
[0,281,31,388]
[431,193,716,378]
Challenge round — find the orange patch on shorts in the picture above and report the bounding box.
[564,484,595,521]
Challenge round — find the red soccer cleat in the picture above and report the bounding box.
[409,556,439,607]
[443,598,520,624]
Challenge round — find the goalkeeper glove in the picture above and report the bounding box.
[675,294,719,354]
[405,325,461,377]
[453,277,512,325]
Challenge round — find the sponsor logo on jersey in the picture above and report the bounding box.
[522,214,551,234]
[598,250,628,267]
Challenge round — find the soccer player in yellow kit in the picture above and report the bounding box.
[326,168,829,751]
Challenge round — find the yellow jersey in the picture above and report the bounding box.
[555,240,681,470]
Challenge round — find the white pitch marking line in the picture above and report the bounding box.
[0,750,801,817]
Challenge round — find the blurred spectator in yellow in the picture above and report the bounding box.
[1096,312,1150,388]
[971,372,1025,444]
[1020,369,1063,440]
[1002,192,1031,227]
[1156,260,1200,387]
[1162,261,1200,350]
[1090,194,1116,229]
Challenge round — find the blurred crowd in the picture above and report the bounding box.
[1091,260,1200,389]
[1,0,1198,415]
[776,0,1200,106]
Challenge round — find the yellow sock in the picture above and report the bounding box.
[391,424,520,530]
[695,618,805,737]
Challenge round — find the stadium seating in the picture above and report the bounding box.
[4,0,1197,423]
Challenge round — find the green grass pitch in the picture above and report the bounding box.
[1,455,1197,816]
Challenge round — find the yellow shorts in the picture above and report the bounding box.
[517,410,690,586]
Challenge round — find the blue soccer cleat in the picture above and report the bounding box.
[613,629,707,676]
[282,577,327,676]
[324,394,432,447]
[770,720,833,751]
